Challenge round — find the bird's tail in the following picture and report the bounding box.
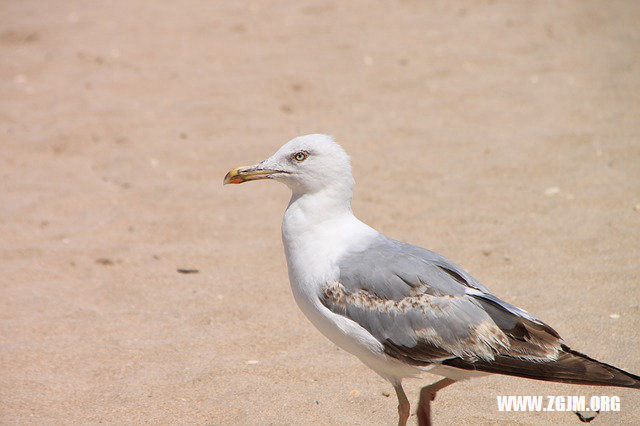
[443,344,640,388]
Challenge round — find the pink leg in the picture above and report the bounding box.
[393,384,410,426]
[417,378,455,426]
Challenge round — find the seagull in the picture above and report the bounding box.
[223,134,639,425]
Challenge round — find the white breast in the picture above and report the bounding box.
[280,195,422,383]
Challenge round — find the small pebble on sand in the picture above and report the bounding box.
[544,187,560,196]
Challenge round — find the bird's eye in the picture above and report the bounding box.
[292,151,308,162]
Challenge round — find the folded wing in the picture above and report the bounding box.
[322,236,640,388]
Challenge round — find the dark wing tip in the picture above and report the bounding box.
[443,345,640,389]
[558,344,640,389]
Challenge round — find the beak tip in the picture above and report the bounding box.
[223,169,242,185]
[224,164,274,186]
[223,175,244,185]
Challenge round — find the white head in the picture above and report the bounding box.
[224,134,354,198]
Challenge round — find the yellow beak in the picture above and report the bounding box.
[223,164,284,185]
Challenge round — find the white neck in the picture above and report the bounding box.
[281,186,378,290]
[287,186,353,223]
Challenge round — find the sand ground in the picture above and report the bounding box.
[1,1,639,424]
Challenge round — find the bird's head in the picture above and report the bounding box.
[223,134,354,196]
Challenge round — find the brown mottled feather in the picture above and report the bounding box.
[322,282,640,389]
[326,235,640,389]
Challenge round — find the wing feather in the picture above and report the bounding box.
[322,235,640,388]
[325,236,562,365]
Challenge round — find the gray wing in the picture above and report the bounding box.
[321,236,562,365]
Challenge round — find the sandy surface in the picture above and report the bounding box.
[2,1,639,424]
